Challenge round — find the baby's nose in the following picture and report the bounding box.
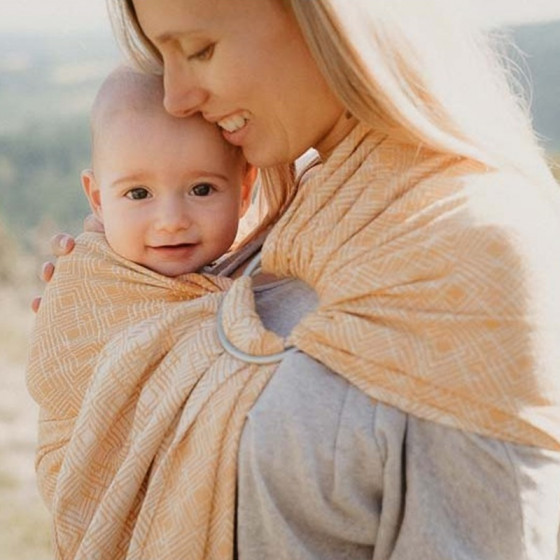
[155,198,191,232]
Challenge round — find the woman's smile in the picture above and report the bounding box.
[132,0,346,166]
[216,112,251,134]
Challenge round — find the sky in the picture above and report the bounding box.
[2,0,560,34]
[1,1,111,34]
[480,0,560,26]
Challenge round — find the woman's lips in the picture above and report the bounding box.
[216,111,251,145]
[217,113,248,133]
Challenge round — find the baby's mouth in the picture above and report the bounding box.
[150,243,196,252]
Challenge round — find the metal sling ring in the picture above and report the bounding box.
[216,252,296,364]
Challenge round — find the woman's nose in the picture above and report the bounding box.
[163,61,208,118]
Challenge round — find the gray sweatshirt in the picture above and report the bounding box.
[233,275,560,560]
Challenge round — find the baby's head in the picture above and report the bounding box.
[82,66,255,277]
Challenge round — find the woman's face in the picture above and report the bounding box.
[132,0,347,167]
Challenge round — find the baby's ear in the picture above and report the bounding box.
[81,169,104,222]
[239,164,257,217]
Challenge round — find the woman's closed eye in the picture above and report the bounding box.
[190,183,215,197]
[125,187,151,200]
[187,43,215,62]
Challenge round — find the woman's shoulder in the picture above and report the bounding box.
[412,161,560,268]
[456,166,560,229]
[413,164,560,321]
[451,168,560,268]
[363,156,560,319]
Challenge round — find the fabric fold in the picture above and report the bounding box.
[263,123,560,449]
[27,233,278,560]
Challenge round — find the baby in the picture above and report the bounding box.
[81,66,255,277]
[26,68,261,536]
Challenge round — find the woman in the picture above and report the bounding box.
[37,0,560,558]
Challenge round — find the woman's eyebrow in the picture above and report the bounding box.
[154,29,203,44]
[154,31,176,44]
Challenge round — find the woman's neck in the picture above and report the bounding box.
[315,111,360,161]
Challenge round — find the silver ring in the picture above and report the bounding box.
[216,252,296,364]
[242,252,263,278]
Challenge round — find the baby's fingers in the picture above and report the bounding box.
[40,261,55,283]
[31,296,42,314]
[50,233,75,257]
[83,214,104,233]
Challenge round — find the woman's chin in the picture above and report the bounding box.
[241,145,299,169]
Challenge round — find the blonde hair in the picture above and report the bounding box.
[290,1,550,172]
[107,0,555,234]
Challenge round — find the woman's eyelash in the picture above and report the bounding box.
[188,43,215,61]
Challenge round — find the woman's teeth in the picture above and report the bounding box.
[218,114,248,133]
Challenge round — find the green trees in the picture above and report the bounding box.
[0,117,91,249]
[0,30,118,265]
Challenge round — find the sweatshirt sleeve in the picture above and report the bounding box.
[237,346,560,560]
[390,412,560,560]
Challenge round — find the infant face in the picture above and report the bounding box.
[86,109,251,276]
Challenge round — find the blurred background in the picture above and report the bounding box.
[0,1,559,558]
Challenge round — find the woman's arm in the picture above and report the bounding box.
[391,415,560,560]
[237,350,560,560]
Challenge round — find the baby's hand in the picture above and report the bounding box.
[31,214,104,313]
[83,213,105,234]
[31,233,75,313]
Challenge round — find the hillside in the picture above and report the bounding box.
[0,31,120,251]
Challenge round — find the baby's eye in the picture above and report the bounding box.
[190,183,214,197]
[125,187,151,200]
[188,43,215,62]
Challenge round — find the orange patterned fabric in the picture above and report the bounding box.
[264,124,560,448]
[27,123,560,559]
[27,234,279,559]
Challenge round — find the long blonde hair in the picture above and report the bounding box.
[107,0,555,235]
